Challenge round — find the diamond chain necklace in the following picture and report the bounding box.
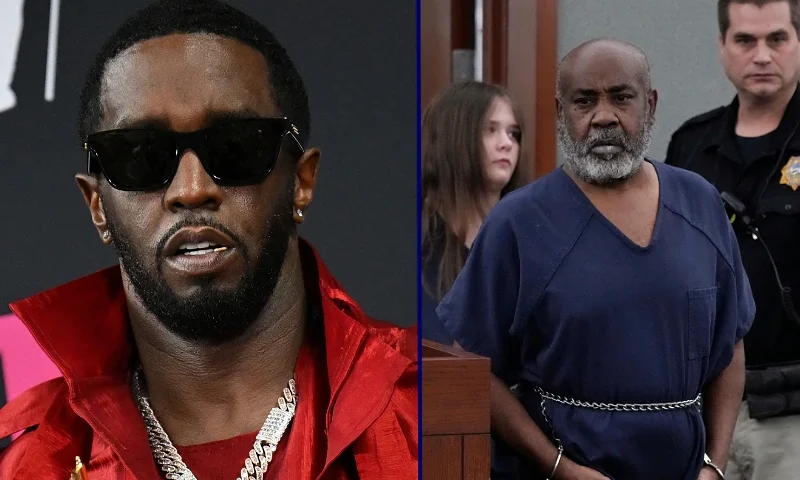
[132,366,297,480]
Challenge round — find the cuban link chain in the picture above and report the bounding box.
[132,367,297,480]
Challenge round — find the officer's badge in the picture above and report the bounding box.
[780,156,800,191]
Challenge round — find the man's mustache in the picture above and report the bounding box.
[156,218,245,259]
[581,129,630,154]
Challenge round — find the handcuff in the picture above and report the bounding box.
[703,453,725,479]
[546,445,563,480]
[546,448,723,478]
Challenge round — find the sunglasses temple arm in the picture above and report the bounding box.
[85,150,93,174]
[288,132,304,154]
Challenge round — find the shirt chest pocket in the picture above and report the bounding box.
[759,152,800,215]
[687,287,718,360]
[761,193,800,216]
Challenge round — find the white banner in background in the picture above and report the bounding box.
[0,0,59,114]
[0,0,24,113]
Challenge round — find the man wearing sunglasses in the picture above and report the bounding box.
[0,1,417,479]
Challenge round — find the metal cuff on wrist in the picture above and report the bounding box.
[703,453,725,479]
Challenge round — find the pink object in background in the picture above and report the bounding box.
[0,313,61,403]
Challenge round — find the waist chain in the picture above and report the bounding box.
[532,385,704,478]
[533,385,702,412]
[534,385,702,458]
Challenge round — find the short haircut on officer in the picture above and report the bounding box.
[718,0,800,37]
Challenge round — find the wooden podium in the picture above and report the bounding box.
[422,340,491,480]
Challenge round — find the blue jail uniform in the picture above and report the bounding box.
[437,160,756,480]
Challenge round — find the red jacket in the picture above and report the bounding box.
[0,241,418,479]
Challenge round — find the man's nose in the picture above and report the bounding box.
[753,41,773,65]
[591,107,620,129]
[163,151,223,213]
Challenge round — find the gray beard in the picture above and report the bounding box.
[558,112,654,186]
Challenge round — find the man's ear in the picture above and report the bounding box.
[75,173,112,244]
[647,88,658,121]
[292,148,321,223]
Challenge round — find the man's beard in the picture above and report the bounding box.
[105,187,295,345]
[558,109,654,186]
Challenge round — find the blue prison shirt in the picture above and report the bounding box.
[437,160,755,480]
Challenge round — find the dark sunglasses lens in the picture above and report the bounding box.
[203,120,286,185]
[90,131,176,190]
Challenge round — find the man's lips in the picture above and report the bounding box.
[589,141,623,155]
[162,227,236,257]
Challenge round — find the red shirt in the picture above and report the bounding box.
[0,240,418,479]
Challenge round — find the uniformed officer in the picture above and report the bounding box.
[666,1,800,478]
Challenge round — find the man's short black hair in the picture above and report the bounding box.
[718,0,800,38]
[78,0,311,146]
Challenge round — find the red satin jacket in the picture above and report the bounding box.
[0,241,418,479]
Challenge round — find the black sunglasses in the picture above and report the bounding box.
[84,117,304,191]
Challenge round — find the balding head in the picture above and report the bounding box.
[555,38,657,186]
[556,38,652,99]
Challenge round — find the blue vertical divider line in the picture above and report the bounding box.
[415,0,423,476]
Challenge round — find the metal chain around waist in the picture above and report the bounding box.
[534,385,702,453]
[533,385,702,412]
[132,367,297,480]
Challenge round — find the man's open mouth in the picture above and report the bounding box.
[175,241,229,256]
[163,227,236,258]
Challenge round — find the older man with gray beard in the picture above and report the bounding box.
[437,38,755,480]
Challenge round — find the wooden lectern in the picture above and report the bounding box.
[422,339,491,480]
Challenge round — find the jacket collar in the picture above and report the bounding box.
[8,238,413,479]
[705,83,800,163]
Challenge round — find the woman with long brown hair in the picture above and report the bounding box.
[421,81,528,344]
[421,81,529,480]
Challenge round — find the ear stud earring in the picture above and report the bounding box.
[296,209,304,218]
[103,231,111,240]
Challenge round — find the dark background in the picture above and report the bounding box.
[0,0,417,326]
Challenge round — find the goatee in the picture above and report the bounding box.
[105,183,296,345]
[558,109,654,186]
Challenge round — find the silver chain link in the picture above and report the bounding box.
[132,367,297,480]
[540,388,564,451]
[534,385,702,412]
[534,385,702,453]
